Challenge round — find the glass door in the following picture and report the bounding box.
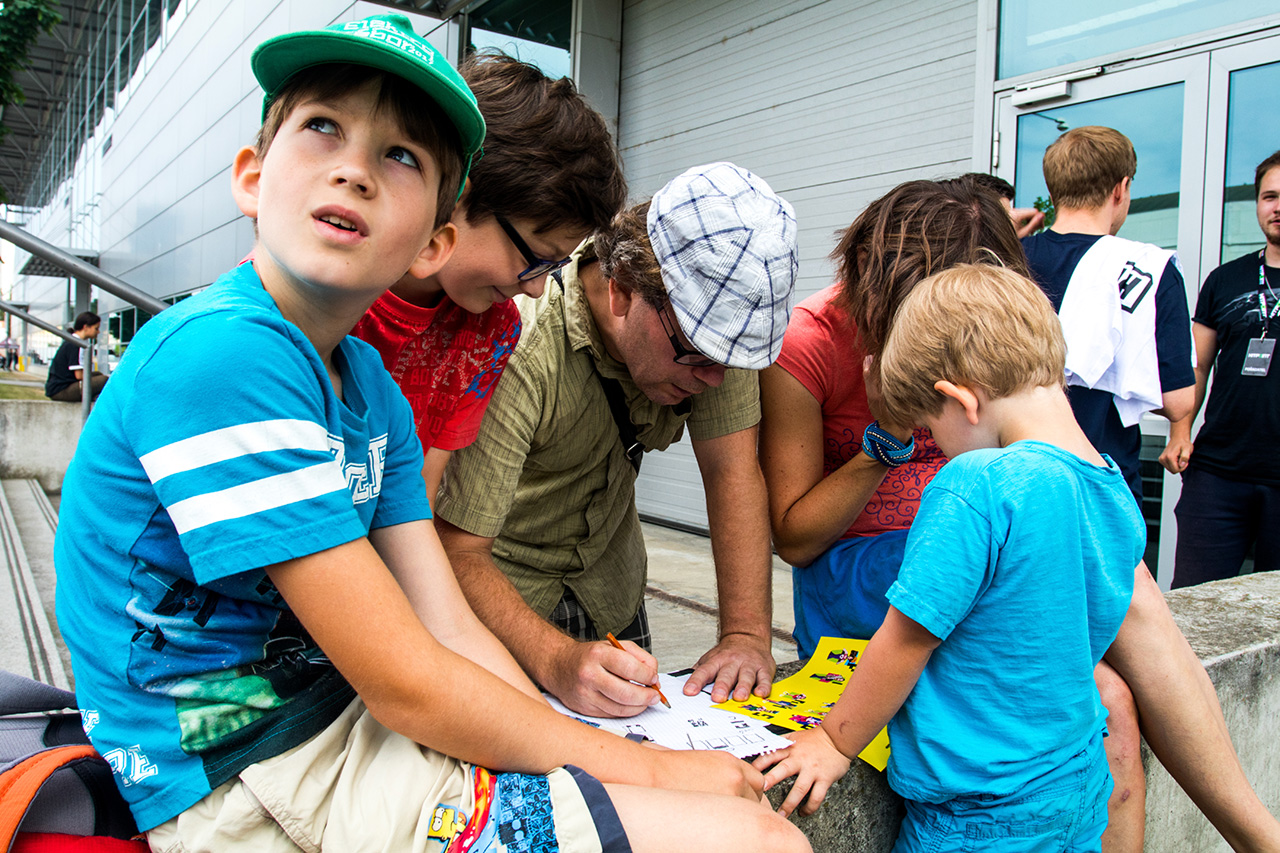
[996,59,1209,585]
[1175,36,1280,578]
[996,56,1210,287]
[995,37,1280,586]
[1201,38,1280,274]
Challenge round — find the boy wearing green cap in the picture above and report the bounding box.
[53,15,808,853]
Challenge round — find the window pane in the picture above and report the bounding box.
[1221,61,1280,263]
[999,1,1276,79]
[470,0,571,79]
[1014,84,1184,250]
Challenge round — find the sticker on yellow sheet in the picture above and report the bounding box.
[714,636,891,771]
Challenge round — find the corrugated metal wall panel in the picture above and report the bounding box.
[622,0,981,531]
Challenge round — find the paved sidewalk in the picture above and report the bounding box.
[641,521,798,672]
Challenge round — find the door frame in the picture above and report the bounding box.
[994,56,1210,290]
[1199,34,1280,276]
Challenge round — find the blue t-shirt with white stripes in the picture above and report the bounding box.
[53,262,431,831]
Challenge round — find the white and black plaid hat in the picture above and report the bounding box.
[646,162,798,370]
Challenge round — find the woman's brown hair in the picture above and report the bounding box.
[834,176,1030,358]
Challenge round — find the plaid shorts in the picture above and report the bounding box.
[549,588,651,652]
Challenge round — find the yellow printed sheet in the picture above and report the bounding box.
[713,636,891,771]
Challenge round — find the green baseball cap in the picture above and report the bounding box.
[251,14,486,163]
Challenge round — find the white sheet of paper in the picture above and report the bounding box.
[543,673,792,759]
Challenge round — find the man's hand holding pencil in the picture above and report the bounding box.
[606,632,671,708]
[539,630,668,718]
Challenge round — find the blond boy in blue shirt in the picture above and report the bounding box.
[757,264,1143,852]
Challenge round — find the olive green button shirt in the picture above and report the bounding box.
[435,240,761,636]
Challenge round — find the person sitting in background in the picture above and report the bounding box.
[45,311,108,402]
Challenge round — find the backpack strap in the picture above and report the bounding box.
[595,372,644,474]
[549,269,646,473]
[0,671,76,717]
[0,746,99,852]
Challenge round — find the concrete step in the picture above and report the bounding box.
[0,478,69,689]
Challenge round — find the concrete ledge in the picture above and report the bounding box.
[767,572,1280,853]
[0,400,80,492]
[1144,572,1280,853]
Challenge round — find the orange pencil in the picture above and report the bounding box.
[605,632,671,708]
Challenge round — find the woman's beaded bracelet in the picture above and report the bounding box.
[861,421,915,467]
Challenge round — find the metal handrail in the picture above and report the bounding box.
[0,218,168,422]
[0,298,94,423]
[0,219,168,316]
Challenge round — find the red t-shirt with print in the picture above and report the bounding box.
[352,290,521,452]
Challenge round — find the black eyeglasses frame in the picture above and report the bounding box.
[494,213,572,282]
[656,303,721,367]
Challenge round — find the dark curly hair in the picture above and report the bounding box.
[594,201,667,309]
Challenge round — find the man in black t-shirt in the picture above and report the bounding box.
[1160,151,1280,588]
[45,311,108,402]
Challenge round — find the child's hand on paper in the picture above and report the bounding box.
[752,726,851,817]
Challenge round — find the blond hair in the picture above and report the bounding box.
[1042,126,1136,210]
[880,264,1066,425]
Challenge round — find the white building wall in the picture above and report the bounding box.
[16,201,73,303]
[6,0,982,533]
[8,199,76,362]
[7,0,459,321]
[7,109,105,353]
[623,0,983,530]
[96,0,459,314]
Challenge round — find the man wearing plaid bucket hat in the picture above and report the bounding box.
[54,17,812,853]
[437,162,799,717]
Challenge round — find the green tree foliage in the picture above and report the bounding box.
[0,0,62,202]
[1033,195,1056,233]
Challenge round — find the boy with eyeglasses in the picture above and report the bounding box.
[352,52,626,504]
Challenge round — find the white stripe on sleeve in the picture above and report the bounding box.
[140,419,332,483]
[166,460,349,534]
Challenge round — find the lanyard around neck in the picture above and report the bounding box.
[1259,251,1280,337]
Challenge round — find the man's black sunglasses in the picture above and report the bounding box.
[495,213,572,282]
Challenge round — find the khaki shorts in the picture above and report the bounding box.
[147,697,629,853]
